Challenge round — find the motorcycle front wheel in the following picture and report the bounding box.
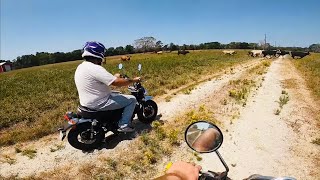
[137,100,158,123]
[67,122,104,151]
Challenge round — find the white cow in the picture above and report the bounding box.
[248,50,263,57]
[222,50,236,55]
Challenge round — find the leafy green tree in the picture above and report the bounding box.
[239,42,250,49]
[309,44,320,52]
[249,43,259,49]
[155,40,163,51]
[106,47,115,56]
[115,46,125,55]
[204,42,221,49]
[169,43,178,51]
[162,44,169,51]
[199,43,205,49]
[125,45,135,54]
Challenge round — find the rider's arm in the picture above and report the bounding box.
[192,128,218,152]
[111,77,140,87]
[154,161,201,180]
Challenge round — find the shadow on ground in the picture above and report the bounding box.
[95,114,165,150]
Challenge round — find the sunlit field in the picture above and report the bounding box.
[292,53,320,99]
[0,50,251,146]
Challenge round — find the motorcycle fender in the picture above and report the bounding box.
[145,96,153,101]
[58,118,92,141]
[58,122,73,141]
[78,118,93,124]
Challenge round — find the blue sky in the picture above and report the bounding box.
[1,0,319,60]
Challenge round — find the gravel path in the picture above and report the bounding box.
[199,58,319,180]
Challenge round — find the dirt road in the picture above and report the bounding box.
[1,58,319,179]
[199,58,319,179]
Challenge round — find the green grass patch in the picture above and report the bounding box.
[21,148,37,159]
[50,143,65,152]
[0,50,250,146]
[292,53,320,99]
[228,79,255,104]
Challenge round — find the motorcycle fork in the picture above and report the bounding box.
[90,119,98,139]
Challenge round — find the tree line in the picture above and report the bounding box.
[1,37,319,70]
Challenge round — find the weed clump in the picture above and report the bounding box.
[278,94,290,108]
[22,148,37,159]
[262,61,271,67]
[274,90,290,115]
[1,154,16,165]
[312,138,320,145]
[50,144,65,152]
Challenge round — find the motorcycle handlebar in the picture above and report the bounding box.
[199,171,228,180]
[120,74,142,82]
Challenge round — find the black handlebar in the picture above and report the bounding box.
[199,171,228,180]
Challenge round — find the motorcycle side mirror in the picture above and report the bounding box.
[185,121,229,175]
[138,64,142,72]
[185,121,223,153]
[118,63,123,70]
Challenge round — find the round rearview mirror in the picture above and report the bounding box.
[185,121,223,153]
[138,64,142,71]
[118,63,123,70]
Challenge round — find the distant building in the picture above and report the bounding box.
[0,62,13,73]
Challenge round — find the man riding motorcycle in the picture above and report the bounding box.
[74,41,140,132]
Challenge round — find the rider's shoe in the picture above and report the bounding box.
[117,124,135,133]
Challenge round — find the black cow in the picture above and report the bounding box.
[276,50,290,56]
[178,50,190,55]
[290,51,310,59]
[262,50,277,57]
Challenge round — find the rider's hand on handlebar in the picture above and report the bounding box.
[114,73,121,78]
[156,161,202,180]
[133,77,141,82]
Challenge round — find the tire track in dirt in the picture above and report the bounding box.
[199,58,320,180]
[0,59,262,178]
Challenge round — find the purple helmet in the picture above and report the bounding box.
[82,41,106,59]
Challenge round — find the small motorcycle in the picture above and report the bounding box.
[184,121,297,180]
[58,64,158,151]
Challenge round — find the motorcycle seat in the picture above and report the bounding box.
[77,105,124,121]
[77,105,99,119]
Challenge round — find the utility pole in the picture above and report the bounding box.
[264,33,267,50]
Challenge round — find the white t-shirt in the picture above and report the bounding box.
[74,61,116,108]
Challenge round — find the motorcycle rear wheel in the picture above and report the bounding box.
[68,122,104,151]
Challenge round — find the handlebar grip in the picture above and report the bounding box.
[120,74,129,79]
[199,172,215,180]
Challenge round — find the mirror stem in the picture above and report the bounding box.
[215,150,229,172]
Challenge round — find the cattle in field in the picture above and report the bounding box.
[222,50,236,55]
[262,50,278,58]
[178,50,190,55]
[290,51,310,59]
[276,50,290,56]
[248,50,263,57]
[120,55,131,61]
[157,51,163,54]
